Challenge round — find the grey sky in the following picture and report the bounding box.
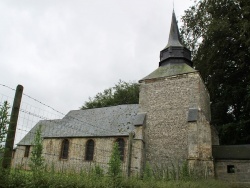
[1,0,194,115]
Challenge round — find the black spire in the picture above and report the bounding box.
[165,10,182,48]
[159,10,192,67]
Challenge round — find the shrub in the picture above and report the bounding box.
[108,142,122,178]
[29,125,44,175]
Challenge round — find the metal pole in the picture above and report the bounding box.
[2,85,23,169]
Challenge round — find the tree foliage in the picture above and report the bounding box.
[181,0,250,144]
[108,142,122,177]
[29,125,44,173]
[81,80,139,109]
[0,101,10,151]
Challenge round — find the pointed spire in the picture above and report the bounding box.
[139,8,196,82]
[159,10,192,67]
[165,10,183,49]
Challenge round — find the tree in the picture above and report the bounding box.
[29,125,44,173]
[81,80,139,109]
[0,101,9,152]
[181,0,250,144]
[108,142,122,177]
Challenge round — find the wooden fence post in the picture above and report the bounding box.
[2,85,23,169]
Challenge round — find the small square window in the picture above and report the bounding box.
[227,165,235,173]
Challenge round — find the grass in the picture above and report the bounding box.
[0,168,231,188]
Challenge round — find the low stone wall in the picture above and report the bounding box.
[215,160,250,184]
[12,135,144,175]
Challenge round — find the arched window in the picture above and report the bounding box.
[24,145,30,157]
[116,138,125,161]
[85,139,94,161]
[61,139,69,159]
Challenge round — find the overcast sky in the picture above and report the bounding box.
[1,0,194,115]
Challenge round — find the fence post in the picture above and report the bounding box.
[126,132,133,177]
[2,85,23,169]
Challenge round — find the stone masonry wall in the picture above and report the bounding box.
[198,73,211,122]
[13,137,127,172]
[139,73,199,166]
[12,145,32,170]
[139,72,213,170]
[187,113,214,176]
[211,125,220,145]
[130,125,144,175]
[215,160,250,185]
[13,135,144,175]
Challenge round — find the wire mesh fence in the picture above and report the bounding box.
[0,84,144,175]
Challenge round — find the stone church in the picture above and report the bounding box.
[13,11,250,184]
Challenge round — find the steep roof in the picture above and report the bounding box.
[140,11,196,82]
[140,59,197,81]
[164,10,183,49]
[17,104,145,146]
[213,145,250,160]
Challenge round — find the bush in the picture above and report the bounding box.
[29,125,44,176]
[108,142,122,178]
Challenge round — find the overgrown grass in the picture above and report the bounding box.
[0,156,233,188]
[0,113,231,187]
[0,167,231,188]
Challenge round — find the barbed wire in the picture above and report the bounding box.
[1,83,143,174]
[1,84,142,145]
[0,84,142,174]
[1,83,137,136]
[0,84,16,91]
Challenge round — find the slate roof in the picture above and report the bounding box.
[164,10,183,49]
[140,11,196,82]
[212,145,250,160]
[18,104,145,146]
[140,60,197,82]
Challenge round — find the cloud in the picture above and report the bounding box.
[0,0,194,143]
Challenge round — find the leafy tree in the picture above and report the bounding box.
[0,101,10,152]
[81,80,139,109]
[181,0,250,144]
[29,125,44,173]
[108,142,122,178]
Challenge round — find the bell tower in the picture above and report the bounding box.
[139,10,214,174]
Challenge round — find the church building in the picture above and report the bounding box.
[12,11,250,184]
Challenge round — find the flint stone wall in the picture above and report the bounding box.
[139,72,213,168]
[13,134,144,175]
